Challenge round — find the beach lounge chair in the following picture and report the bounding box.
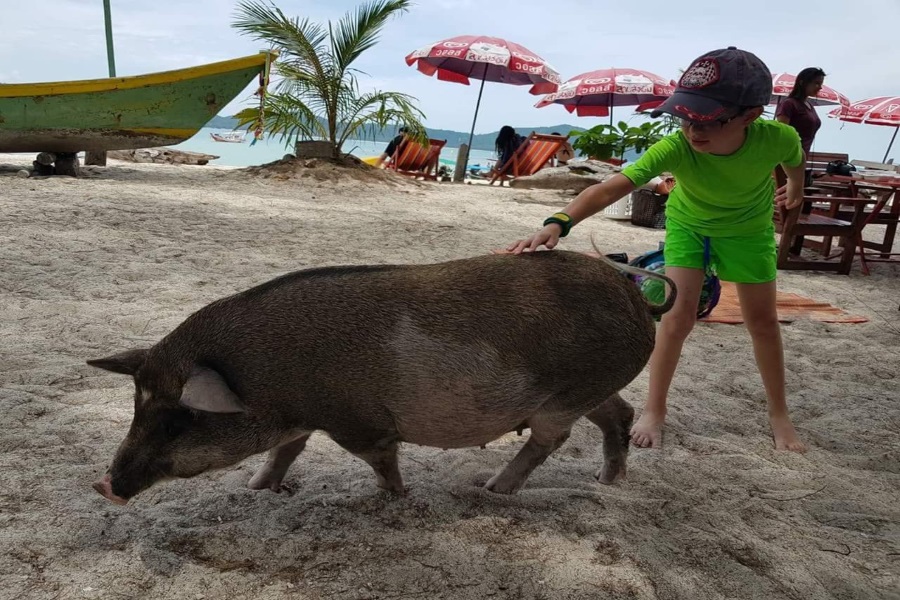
[489,132,569,186]
[387,137,446,181]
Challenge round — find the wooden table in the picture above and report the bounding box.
[815,175,900,275]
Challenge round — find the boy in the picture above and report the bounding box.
[506,47,807,452]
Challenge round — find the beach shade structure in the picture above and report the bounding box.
[770,72,850,107]
[405,35,561,172]
[535,68,674,123]
[828,97,900,162]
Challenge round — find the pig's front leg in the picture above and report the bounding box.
[248,433,312,492]
[584,392,634,484]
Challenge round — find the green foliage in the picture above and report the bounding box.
[231,0,426,158]
[569,120,670,161]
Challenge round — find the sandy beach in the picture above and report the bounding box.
[1,154,898,600]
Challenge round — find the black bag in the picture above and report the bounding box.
[825,160,856,176]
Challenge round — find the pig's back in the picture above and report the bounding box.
[165,252,655,445]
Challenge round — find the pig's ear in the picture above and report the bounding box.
[179,367,245,414]
[87,349,149,376]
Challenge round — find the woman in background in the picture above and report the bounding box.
[775,68,826,253]
[495,126,527,169]
[775,67,826,185]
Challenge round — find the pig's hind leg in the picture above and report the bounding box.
[248,433,312,492]
[583,392,634,484]
[484,412,576,495]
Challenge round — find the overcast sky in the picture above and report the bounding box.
[3,0,899,161]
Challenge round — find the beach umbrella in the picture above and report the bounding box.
[535,68,674,124]
[828,96,900,162]
[770,72,849,107]
[405,35,561,171]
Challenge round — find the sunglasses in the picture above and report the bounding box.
[679,114,740,132]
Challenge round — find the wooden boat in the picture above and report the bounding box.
[210,131,246,143]
[0,52,276,153]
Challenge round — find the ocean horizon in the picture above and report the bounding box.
[175,128,499,169]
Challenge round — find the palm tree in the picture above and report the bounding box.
[232,0,425,159]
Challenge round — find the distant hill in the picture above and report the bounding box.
[202,115,587,152]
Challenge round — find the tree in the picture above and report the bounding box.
[232,0,425,159]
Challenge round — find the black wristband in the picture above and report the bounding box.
[543,212,573,237]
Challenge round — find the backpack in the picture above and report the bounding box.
[825,160,856,177]
[628,248,721,319]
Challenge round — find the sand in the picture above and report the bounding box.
[1,154,898,600]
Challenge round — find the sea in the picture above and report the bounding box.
[177,128,499,171]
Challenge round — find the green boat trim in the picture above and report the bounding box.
[0,51,277,154]
[1,53,275,98]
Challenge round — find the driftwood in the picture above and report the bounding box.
[107,147,219,166]
[508,160,621,193]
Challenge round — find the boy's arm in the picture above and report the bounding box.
[507,174,636,253]
[778,159,806,210]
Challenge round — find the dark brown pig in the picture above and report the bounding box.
[89,251,675,504]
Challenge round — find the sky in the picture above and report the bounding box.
[3,0,900,161]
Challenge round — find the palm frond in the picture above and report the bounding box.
[233,1,331,82]
[335,90,425,149]
[231,0,425,156]
[331,0,411,74]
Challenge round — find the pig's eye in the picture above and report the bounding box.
[163,411,192,438]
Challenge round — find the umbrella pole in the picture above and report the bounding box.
[883,126,898,163]
[463,74,487,177]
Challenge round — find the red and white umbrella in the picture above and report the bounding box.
[405,35,561,171]
[535,68,674,122]
[405,35,560,94]
[829,96,900,162]
[770,72,850,107]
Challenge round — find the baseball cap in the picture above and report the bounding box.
[651,47,772,122]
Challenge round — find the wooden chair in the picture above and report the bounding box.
[388,137,446,180]
[774,195,868,274]
[489,133,569,185]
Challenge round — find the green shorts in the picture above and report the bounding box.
[663,218,777,283]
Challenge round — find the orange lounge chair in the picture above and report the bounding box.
[489,132,569,185]
[387,137,446,180]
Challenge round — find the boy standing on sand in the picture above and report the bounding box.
[507,47,807,452]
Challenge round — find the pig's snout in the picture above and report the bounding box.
[93,474,128,505]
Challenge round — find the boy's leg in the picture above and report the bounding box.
[632,266,706,448]
[735,281,806,452]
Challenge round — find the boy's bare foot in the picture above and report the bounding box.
[770,414,806,452]
[630,411,665,448]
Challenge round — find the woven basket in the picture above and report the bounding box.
[630,189,667,229]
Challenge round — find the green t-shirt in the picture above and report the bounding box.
[621,119,804,237]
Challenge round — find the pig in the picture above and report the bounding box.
[89,250,675,504]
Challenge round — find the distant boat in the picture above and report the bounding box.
[0,51,276,153]
[210,131,246,143]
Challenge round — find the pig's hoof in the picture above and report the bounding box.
[484,474,523,495]
[595,464,626,485]
[375,480,406,495]
[248,470,285,493]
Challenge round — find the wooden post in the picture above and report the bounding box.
[54,152,80,177]
[453,144,469,183]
